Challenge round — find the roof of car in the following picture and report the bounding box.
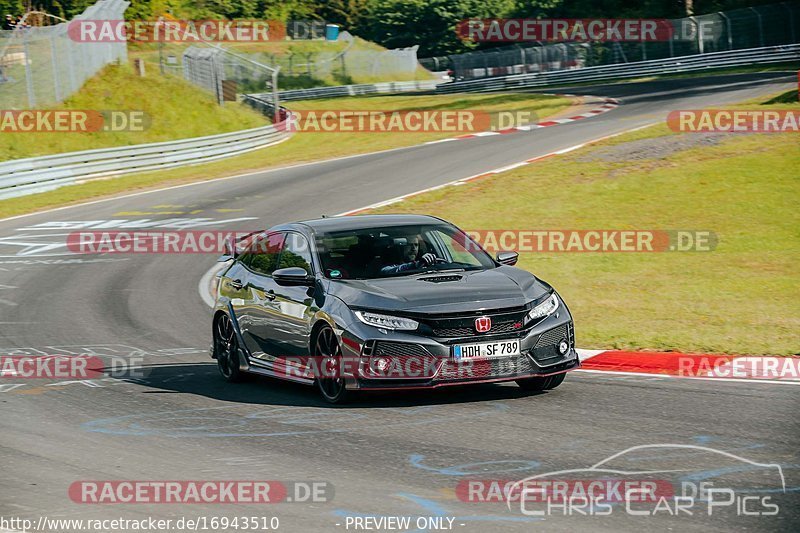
[279,214,447,233]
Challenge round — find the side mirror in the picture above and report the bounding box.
[273,267,315,287]
[496,251,519,266]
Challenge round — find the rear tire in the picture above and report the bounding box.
[214,314,244,383]
[516,372,565,392]
[313,325,352,404]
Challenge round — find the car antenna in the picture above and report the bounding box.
[321,214,328,218]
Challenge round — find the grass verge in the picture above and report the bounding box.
[0,64,268,160]
[0,92,572,219]
[367,92,800,356]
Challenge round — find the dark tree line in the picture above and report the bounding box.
[4,0,786,55]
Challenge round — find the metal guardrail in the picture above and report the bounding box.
[436,45,800,93]
[0,122,291,200]
[251,79,443,102]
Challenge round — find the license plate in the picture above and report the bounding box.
[453,340,520,360]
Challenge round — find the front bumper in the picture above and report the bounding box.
[340,310,579,391]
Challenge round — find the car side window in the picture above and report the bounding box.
[246,232,285,276]
[278,232,314,275]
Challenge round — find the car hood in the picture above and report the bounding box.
[325,266,550,314]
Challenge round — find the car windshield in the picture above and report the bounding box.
[316,224,496,280]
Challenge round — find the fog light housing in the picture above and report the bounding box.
[558,340,569,355]
[375,357,391,372]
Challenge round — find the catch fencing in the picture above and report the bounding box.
[0,0,129,108]
[436,44,800,93]
[421,2,800,80]
[181,40,423,102]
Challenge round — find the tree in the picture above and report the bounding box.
[357,0,515,56]
[315,0,370,29]
[0,0,24,18]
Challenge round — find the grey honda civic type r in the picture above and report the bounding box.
[211,214,579,403]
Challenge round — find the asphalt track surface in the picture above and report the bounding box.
[0,73,798,532]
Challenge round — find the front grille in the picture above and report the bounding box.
[433,321,523,337]
[434,353,535,382]
[531,324,569,364]
[423,307,529,338]
[369,341,431,358]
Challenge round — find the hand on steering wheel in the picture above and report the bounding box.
[419,253,437,266]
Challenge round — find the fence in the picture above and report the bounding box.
[421,2,800,80]
[182,44,281,113]
[436,44,800,93]
[249,44,421,81]
[180,40,423,102]
[0,0,129,109]
[182,41,430,110]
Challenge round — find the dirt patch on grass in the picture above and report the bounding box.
[576,132,742,163]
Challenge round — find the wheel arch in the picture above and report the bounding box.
[212,306,247,361]
[309,317,335,356]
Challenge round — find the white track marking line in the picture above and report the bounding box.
[576,349,606,361]
[554,144,586,155]
[335,123,650,217]
[198,262,228,308]
[490,162,529,173]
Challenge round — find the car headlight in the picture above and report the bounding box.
[528,293,559,321]
[354,311,419,331]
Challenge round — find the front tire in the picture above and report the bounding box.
[313,325,351,404]
[214,314,244,383]
[516,372,565,392]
